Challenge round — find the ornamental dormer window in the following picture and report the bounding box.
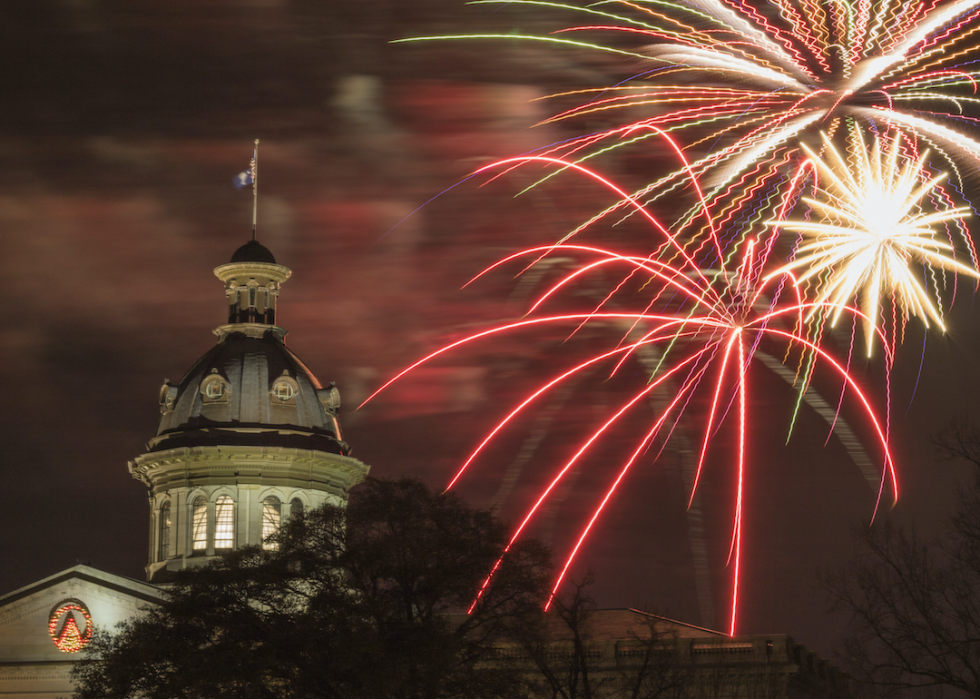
[201,369,230,404]
[271,371,299,405]
[159,381,178,414]
[318,382,341,415]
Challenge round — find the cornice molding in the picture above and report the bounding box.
[213,261,291,283]
[212,322,288,340]
[128,445,369,494]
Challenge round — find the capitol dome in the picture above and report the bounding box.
[129,239,369,582]
[150,239,347,455]
[151,331,348,455]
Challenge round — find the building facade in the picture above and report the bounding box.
[0,240,369,698]
[0,567,164,697]
[497,609,852,699]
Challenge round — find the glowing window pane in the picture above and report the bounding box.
[273,382,294,401]
[192,497,207,551]
[158,502,171,561]
[214,496,234,550]
[262,497,281,550]
[205,380,224,400]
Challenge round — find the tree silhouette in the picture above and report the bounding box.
[72,477,551,699]
[823,417,980,699]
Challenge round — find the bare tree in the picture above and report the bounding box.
[822,416,980,699]
[512,575,609,699]
[508,576,783,699]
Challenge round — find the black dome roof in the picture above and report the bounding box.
[150,330,348,455]
[230,240,277,264]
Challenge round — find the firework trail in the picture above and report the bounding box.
[397,0,980,263]
[374,1,980,633]
[394,0,980,423]
[363,156,898,635]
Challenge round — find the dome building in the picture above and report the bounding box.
[128,239,370,581]
[0,239,370,697]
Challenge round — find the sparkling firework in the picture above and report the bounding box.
[398,0,980,255]
[380,0,980,635]
[770,130,977,355]
[364,157,897,636]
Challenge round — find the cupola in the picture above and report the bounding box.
[128,240,370,582]
[214,240,290,329]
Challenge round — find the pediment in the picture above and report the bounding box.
[0,565,163,664]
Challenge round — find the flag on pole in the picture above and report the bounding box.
[233,152,256,189]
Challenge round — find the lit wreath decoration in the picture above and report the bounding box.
[48,599,93,653]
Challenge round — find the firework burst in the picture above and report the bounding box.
[377,0,980,635]
[398,0,980,258]
[364,157,897,635]
[770,130,977,355]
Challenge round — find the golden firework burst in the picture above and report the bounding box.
[770,130,977,355]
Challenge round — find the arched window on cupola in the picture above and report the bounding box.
[262,496,281,550]
[214,495,235,550]
[191,497,207,552]
[158,501,171,561]
[290,498,304,520]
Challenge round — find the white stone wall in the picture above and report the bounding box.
[145,481,343,580]
[0,567,163,698]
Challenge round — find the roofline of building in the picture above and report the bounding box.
[0,565,165,608]
[617,608,730,637]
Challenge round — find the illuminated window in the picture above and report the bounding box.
[262,496,281,550]
[271,372,297,403]
[191,497,207,551]
[273,381,295,401]
[204,379,224,400]
[201,370,229,404]
[214,496,234,550]
[158,501,171,561]
[290,498,304,519]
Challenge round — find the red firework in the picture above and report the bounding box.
[363,156,897,636]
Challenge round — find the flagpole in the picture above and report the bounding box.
[252,139,259,242]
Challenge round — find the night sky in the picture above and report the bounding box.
[2,0,978,658]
